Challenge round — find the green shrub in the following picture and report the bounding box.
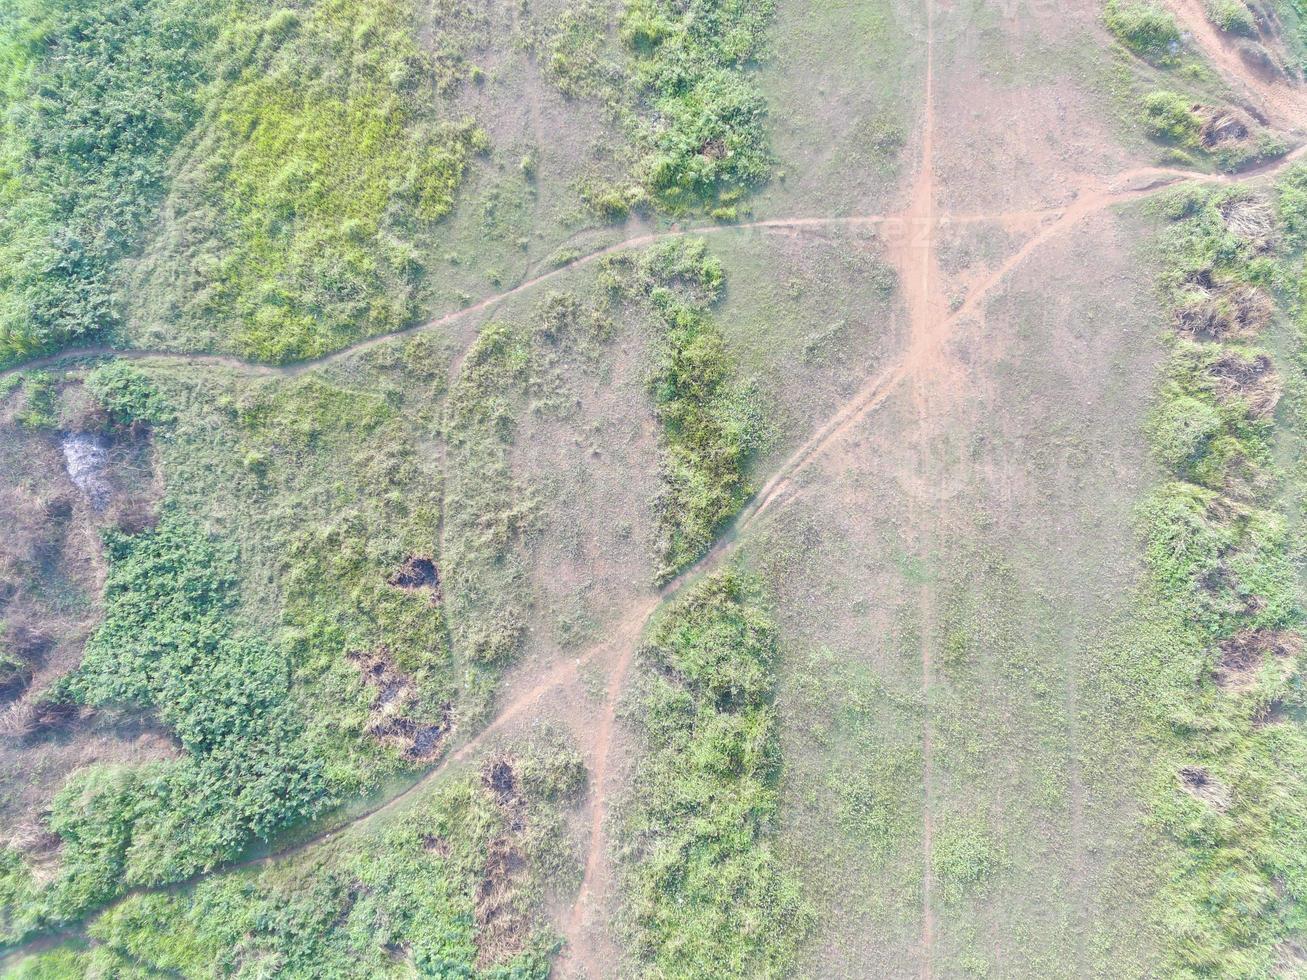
[1105,0,1182,59]
[606,240,759,580]
[179,0,488,362]
[1276,163,1307,250]
[85,360,174,426]
[1136,173,1307,975]
[545,0,776,215]
[1203,0,1256,34]
[0,516,330,939]
[1141,91,1202,146]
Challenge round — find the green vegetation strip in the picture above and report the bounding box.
[1134,177,1307,974]
[603,240,761,582]
[619,568,810,978]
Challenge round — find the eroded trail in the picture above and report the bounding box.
[1167,0,1307,128]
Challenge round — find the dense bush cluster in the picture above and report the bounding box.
[1104,0,1181,60]
[0,516,328,942]
[8,734,586,977]
[621,569,810,977]
[544,0,774,217]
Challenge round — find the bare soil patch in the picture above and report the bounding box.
[348,648,452,762]
[388,555,442,597]
[1212,628,1301,692]
[1179,766,1233,810]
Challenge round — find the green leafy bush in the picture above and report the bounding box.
[1105,0,1182,59]
[0,516,329,940]
[622,569,811,977]
[1134,176,1307,975]
[544,0,775,216]
[1141,91,1202,146]
[84,360,174,426]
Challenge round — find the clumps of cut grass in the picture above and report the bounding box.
[542,0,774,217]
[0,0,219,366]
[620,568,811,977]
[1105,0,1182,60]
[156,0,488,362]
[1135,177,1307,975]
[10,731,586,977]
[602,239,761,582]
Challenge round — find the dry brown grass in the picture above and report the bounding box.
[1174,282,1275,340]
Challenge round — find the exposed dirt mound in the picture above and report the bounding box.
[1179,766,1233,809]
[388,555,441,598]
[1236,38,1284,81]
[348,648,452,761]
[1174,281,1275,340]
[1212,628,1301,692]
[1207,350,1281,417]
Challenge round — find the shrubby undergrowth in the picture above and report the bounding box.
[8,733,585,977]
[621,569,810,977]
[0,0,219,365]
[543,0,774,218]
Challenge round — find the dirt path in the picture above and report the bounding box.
[1167,0,1307,129]
[909,3,941,974]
